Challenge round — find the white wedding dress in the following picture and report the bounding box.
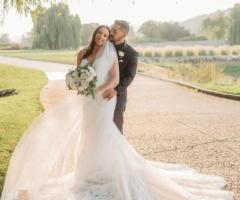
[1,41,235,200]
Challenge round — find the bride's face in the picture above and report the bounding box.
[94,27,110,46]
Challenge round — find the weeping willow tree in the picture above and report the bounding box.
[0,0,51,35]
[0,0,48,30]
[31,2,81,49]
[1,0,118,14]
[1,0,54,14]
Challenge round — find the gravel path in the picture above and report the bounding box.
[1,56,239,199]
[125,75,240,199]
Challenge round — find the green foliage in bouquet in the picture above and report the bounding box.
[65,62,97,99]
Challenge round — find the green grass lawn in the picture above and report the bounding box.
[199,83,240,95]
[0,64,47,195]
[0,49,77,65]
[155,61,240,95]
[221,63,240,77]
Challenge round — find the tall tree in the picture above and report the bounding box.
[160,22,190,41]
[138,20,160,38]
[1,0,51,15]
[0,33,10,43]
[31,2,81,49]
[201,11,229,40]
[138,20,190,41]
[0,0,51,35]
[21,32,32,46]
[229,3,240,45]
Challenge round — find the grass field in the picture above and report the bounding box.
[154,61,240,95]
[221,63,240,77]
[0,49,77,65]
[1,49,239,95]
[0,64,47,195]
[137,45,240,57]
[200,83,240,95]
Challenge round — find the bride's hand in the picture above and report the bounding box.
[96,87,104,97]
[99,89,117,101]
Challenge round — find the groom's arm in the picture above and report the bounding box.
[115,50,138,95]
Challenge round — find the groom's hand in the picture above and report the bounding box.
[102,89,117,101]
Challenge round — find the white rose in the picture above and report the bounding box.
[81,81,88,88]
[69,79,77,89]
[89,69,96,77]
[80,73,86,80]
[78,85,85,92]
[85,71,91,77]
[75,77,82,83]
[86,76,93,82]
[73,71,79,78]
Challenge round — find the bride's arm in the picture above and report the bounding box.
[76,47,88,67]
[96,59,119,95]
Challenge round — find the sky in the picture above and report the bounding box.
[1,0,239,42]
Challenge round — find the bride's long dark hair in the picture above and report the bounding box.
[82,25,111,59]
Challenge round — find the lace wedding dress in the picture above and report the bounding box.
[1,41,234,200]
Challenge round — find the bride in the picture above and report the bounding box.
[1,25,235,200]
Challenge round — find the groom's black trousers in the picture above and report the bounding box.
[113,91,127,135]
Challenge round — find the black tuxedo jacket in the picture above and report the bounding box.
[113,41,139,96]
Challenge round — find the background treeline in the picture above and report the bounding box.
[0,2,240,50]
[201,4,240,44]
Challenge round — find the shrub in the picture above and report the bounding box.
[209,50,216,56]
[178,35,208,41]
[172,61,224,83]
[174,50,183,57]
[165,50,173,57]
[144,51,153,57]
[195,61,224,83]
[138,52,143,57]
[154,51,162,57]
[198,49,207,56]
[2,43,21,50]
[186,50,194,56]
[232,50,238,55]
[220,49,228,56]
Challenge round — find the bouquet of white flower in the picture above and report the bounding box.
[65,62,97,99]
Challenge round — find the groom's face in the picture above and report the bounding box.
[110,24,127,43]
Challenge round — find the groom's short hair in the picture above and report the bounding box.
[114,20,129,33]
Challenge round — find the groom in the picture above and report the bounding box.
[102,20,139,135]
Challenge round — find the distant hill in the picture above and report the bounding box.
[179,9,231,35]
